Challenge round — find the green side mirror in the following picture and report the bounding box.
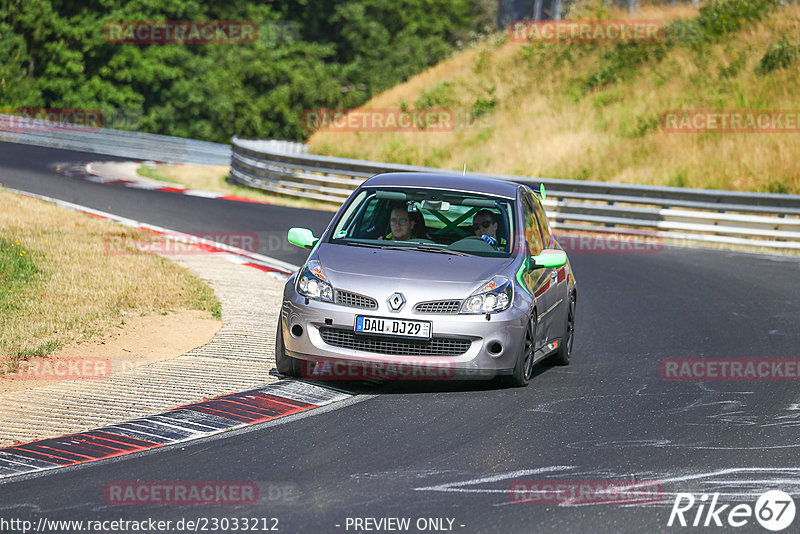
[540,184,546,201]
[288,227,317,249]
[531,249,567,268]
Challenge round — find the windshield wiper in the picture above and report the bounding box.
[343,241,384,249]
[406,245,470,256]
[343,241,422,253]
[342,241,470,256]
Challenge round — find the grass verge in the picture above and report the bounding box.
[0,187,221,371]
[307,0,800,194]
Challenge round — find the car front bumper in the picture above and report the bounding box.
[280,287,529,380]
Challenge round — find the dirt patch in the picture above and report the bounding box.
[0,188,221,361]
[0,310,220,394]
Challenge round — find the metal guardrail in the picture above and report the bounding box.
[231,136,800,252]
[0,114,232,165]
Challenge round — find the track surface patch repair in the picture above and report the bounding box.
[0,380,350,479]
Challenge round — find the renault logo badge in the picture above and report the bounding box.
[387,292,406,312]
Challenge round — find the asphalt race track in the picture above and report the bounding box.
[1,142,799,533]
[0,142,330,267]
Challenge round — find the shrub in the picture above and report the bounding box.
[415,82,456,110]
[470,87,497,121]
[755,37,798,74]
[697,0,780,39]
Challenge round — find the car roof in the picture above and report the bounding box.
[362,172,519,199]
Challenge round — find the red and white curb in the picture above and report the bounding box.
[2,186,299,280]
[55,161,272,205]
[0,380,350,479]
[0,187,361,481]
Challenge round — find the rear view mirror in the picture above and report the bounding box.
[531,249,567,268]
[421,200,450,211]
[462,198,496,208]
[288,227,318,249]
[376,191,408,201]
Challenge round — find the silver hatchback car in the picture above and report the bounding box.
[276,172,576,386]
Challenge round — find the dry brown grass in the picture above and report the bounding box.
[308,2,800,194]
[140,163,339,212]
[0,187,221,367]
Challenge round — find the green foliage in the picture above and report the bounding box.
[697,0,780,40]
[580,0,781,93]
[718,52,747,78]
[13,340,60,362]
[766,181,788,194]
[755,37,798,74]
[662,18,704,47]
[0,0,493,142]
[619,114,660,139]
[415,82,455,110]
[422,147,450,168]
[591,90,624,108]
[667,171,688,188]
[572,0,613,20]
[582,43,668,92]
[0,237,38,313]
[470,87,496,121]
[467,126,494,146]
[473,47,491,73]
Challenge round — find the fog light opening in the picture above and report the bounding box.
[291,324,304,338]
[488,341,503,356]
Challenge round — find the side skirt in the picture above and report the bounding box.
[532,338,561,365]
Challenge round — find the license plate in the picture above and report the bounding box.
[355,316,431,339]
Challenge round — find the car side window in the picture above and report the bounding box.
[530,193,551,248]
[522,193,544,257]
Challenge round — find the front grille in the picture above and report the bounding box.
[335,290,378,310]
[319,327,471,356]
[414,300,462,314]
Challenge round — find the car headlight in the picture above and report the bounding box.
[460,276,513,314]
[297,260,333,302]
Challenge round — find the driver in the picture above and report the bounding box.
[382,204,416,241]
[472,209,499,248]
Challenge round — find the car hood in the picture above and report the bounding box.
[316,244,517,297]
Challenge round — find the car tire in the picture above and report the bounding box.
[506,313,536,387]
[275,319,301,377]
[546,291,575,366]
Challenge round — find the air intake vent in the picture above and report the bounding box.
[414,300,462,314]
[319,328,470,356]
[334,290,378,310]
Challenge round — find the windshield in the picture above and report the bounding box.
[327,187,515,258]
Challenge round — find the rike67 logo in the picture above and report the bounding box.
[668,490,796,531]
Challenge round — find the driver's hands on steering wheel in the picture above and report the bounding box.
[479,234,498,249]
